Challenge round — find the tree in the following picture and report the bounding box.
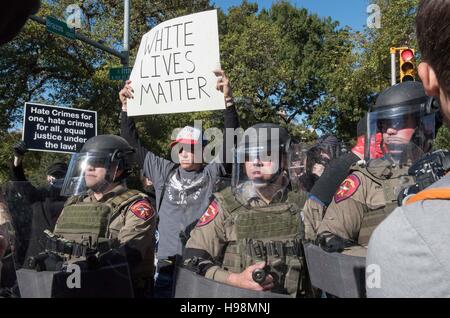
[219,1,353,137]
[0,0,213,183]
[319,0,420,141]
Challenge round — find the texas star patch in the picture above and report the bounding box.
[130,199,155,221]
[196,200,219,227]
[334,174,361,203]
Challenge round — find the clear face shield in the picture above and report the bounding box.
[49,178,65,189]
[289,142,307,180]
[60,152,120,197]
[232,143,291,206]
[365,100,436,168]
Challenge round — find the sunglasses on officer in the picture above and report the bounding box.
[378,116,417,132]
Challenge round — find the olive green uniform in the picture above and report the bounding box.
[53,184,156,292]
[302,197,326,241]
[185,185,309,296]
[317,158,415,246]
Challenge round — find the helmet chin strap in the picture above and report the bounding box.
[90,165,119,193]
[250,166,282,189]
[90,179,112,193]
[253,172,290,203]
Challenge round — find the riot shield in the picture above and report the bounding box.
[2,181,134,298]
[174,267,290,298]
[303,243,366,298]
[1,181,34,296]
[16,258,134,298]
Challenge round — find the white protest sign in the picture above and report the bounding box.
[127,10,225,116]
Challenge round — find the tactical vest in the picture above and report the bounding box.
[54,189,148,251]
[214,187,308,297]
[350,160,414,245]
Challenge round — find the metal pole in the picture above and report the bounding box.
[122,0,130,67]
[391,51,396,86]
[364,110,371,162]
[30,15,127,61]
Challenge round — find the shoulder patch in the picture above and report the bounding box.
[334,174,361,204]
[130,199,155,221]
[196,201,219,227]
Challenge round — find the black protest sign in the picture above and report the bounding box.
[22,102,97,154]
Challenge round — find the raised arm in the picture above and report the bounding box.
[211,70,240,174]
[119,81,177,188]
[10,141,45,204]
[119,81,149,169]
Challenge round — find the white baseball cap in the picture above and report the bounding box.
[170,126,206,148]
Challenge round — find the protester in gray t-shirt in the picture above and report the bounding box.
[119,70,239,297]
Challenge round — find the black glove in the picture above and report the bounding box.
[316,233,355,253]
[27,252,64,271]
[397,184,420,206]
[13,141,27,157]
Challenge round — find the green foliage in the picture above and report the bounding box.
[220,0,353,135]
[321,0,420,141]
[3,0,445,183]
[434,126,450,151]
[0,0,213,182]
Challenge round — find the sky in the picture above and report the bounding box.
[214,0,371,32]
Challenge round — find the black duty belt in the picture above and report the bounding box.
[44,231,97,258]
[157,257,177,274]
[246,239,303,259]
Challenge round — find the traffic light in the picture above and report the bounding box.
[399,48,416,82]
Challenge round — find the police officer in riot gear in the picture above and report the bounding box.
[182,124,311,297]
[366,0,450,297]
[302,114,384,242]
[316,82,439,252]
[39,134,156,297]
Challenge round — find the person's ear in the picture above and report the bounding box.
[418,62,440,97]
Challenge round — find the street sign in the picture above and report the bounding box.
[46,16,75,40]
[109,67,132,81]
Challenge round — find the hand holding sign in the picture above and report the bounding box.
[121,69,233,113]
[13,140,28,157]
[119,80,134,112]
[213,69,233,100]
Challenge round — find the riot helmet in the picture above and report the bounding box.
[316,135,340,160]
[288,140,308,185]
[232,123,291,206]
[366,81,439,164]
[61,135,135,196]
